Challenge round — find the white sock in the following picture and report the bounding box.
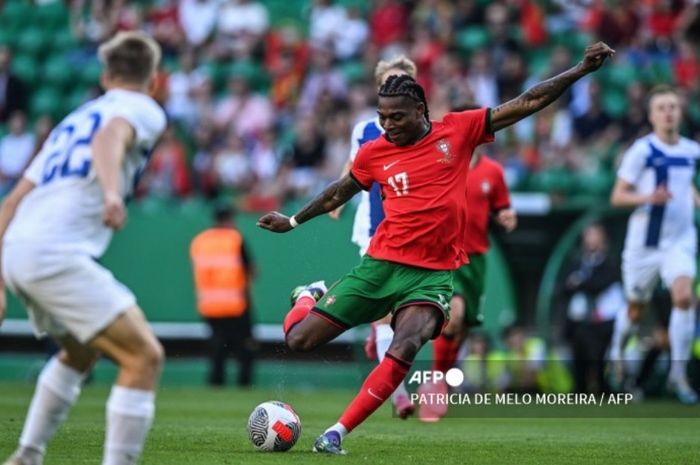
[103,386,155,465]
[374,324,410,402]
[609,308,632,360]
[19,357,85,455]
[668,307,696,383]
[324,422,348,440]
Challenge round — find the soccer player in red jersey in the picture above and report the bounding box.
[258,42,614,455]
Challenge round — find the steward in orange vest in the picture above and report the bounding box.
[190,204,255,386]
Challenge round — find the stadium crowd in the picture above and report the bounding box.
[0,0,699,207]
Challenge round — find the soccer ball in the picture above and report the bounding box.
[247,401,301,452]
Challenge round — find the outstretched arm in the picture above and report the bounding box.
[257,174,362,233]
[491,42,615,132]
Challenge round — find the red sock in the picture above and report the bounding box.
[283,296,315,334]
[338,353,411,432]
[432,334,460,374]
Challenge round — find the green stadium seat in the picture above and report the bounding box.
[52,28,79,52]
[30,87,63,119]
[10,54,37,88]
[43,55,73,90]
[576,171,614,196]
[227,61,269,92]
[66,88,90,114]
[601,89,627,118]
[607,64,639,90]
[455,26,489,54]
[15,28,47,58]
[339,60,367,85]
[37,1,69,30]
[265,0,308,28]
[0,28,12,47]
[527,168,577,195]
[1,1,34,33]
[80,60,102,86]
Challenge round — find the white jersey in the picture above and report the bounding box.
[617,133,700,252]
[5,89,166,258]
[349,117,385,255]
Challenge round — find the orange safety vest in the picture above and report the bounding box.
[190,228,248,318]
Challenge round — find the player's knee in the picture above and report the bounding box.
[673,293,693,309]
[137,340,165,375]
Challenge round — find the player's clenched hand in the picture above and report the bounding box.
[579,42,615,73]
[649,184,672,205]
[103,192,126,230]
[496,208,517,232]
[257,211,294,233]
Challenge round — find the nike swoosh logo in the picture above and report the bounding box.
[383,160,400,171]
[367,388,383,400]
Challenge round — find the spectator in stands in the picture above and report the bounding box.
[461,332,509,394]
[573,80,612,143]
[140,125,192,198]
[334,6,369,60]
[214,71,274,142]
[213,132,254,192]
[0,111,35,195]
[297,45,348,116]
[166,49,207,127]
[560,223,623,394]
[191,123,218,197]
[213,0,269,60]
[148,0,185,56]
[178,0,219,49]
[369,0,409,49]
[309,0,348,50]
[502,325,545,394]
[466,50,498,108]
[280,115,326,198]
[70,0,119,47]
[0,47,27,123]
[190,203,256,387]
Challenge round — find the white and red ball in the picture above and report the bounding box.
[247,401,301,452]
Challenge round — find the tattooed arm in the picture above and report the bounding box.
[257,174,362,233]
[490,42,615,132]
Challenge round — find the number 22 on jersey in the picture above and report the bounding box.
[42,112,101,184]
[388,171,409,196]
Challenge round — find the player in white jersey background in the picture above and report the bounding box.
[609,85,700,404]
[328,55,418,418]
[0,32,167,465]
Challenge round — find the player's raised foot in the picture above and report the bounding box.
[312,431,347,455]
[393,393,415,419]
[289,280,327,306]
[417,378,449,423]
[667,378,699,405]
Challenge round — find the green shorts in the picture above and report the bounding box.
[452,253,487,328]
[314,256,453,339]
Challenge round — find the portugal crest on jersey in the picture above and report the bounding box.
[436,138,454,164]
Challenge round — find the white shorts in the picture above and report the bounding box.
[622,245,697,303]
[2,243,136,343]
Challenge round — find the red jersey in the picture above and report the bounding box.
[464,156,511,255]
[351,109,494,270]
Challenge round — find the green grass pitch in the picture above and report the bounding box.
[1,383,699,465]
